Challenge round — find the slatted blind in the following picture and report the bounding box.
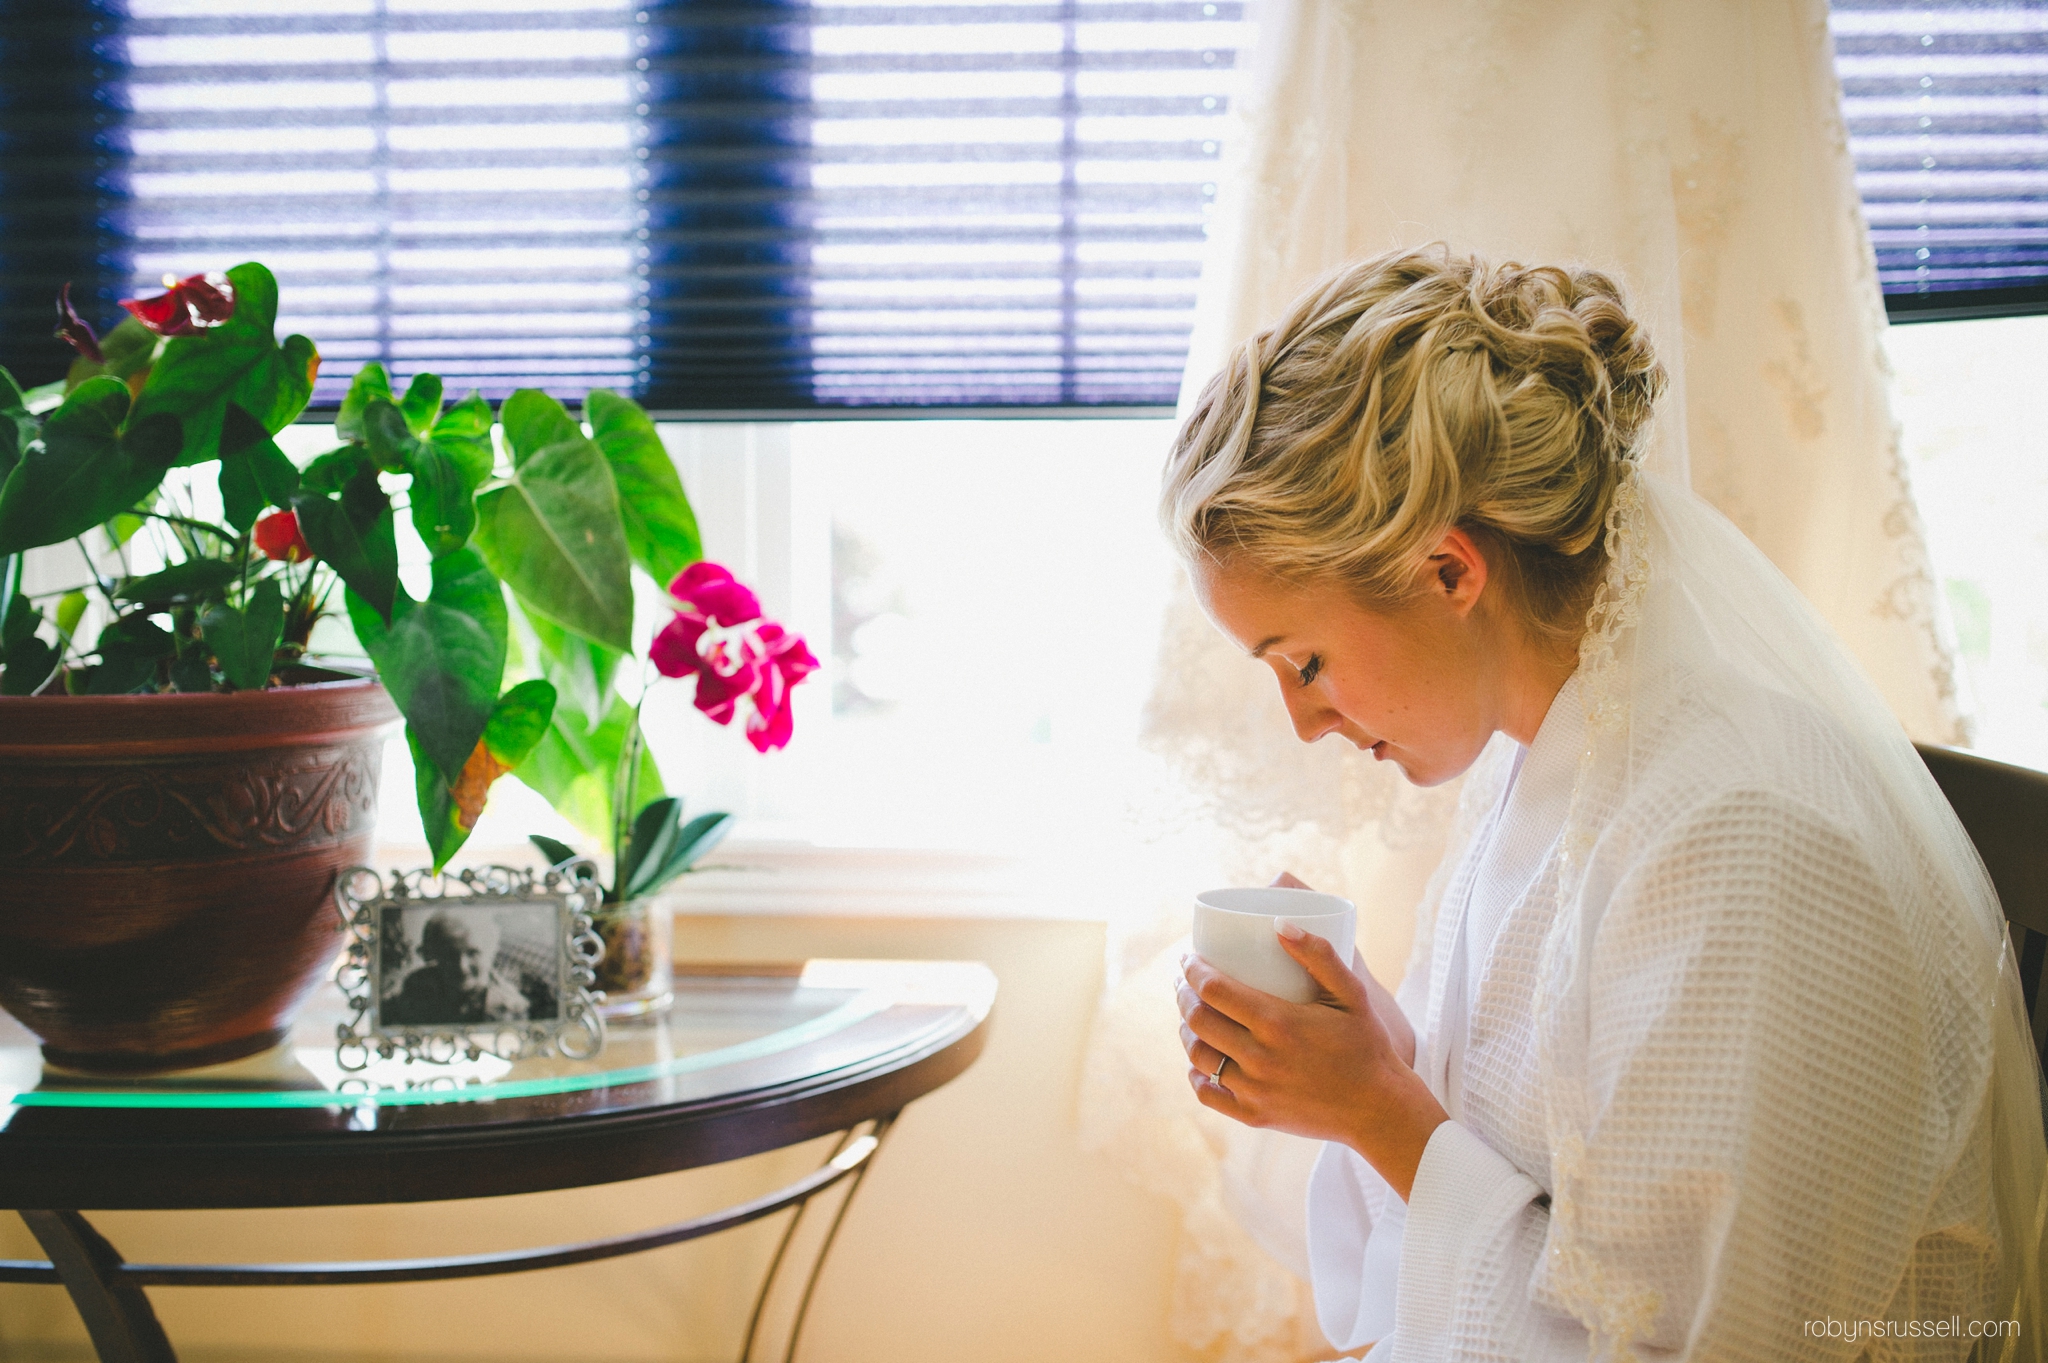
[0,0,1242,410]
[774,0,1241,407]
[0,0,132,389]
[3,1,2039,410]
[1832,2,2048,319]
[118,0,645,404]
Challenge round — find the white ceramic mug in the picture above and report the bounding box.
[1192,886,1357,1004]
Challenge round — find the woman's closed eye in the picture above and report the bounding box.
[1297,653,1323,686]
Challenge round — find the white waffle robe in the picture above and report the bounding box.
[1306,663,2016,1360]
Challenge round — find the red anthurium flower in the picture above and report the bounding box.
[54,283,103,362]
[120,272,235,337]
[650,561,818,753]
[254,510,314,563]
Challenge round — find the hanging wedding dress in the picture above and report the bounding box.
[1306,465,2047,1359]
[1080,3,1985,1358]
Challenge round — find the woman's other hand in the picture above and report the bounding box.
[1176,915,1447,1201]
[1267,871,1415,1066]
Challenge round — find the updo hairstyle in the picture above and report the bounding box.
[1160,247,1665,645]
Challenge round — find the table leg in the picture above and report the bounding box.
[739,1116,895,1363]
[18,1211,177,1363]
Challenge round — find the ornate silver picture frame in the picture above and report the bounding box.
[334,861,606,1069]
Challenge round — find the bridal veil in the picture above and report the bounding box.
[1527,460,2047,1356]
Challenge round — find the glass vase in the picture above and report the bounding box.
[590,897,674,1020]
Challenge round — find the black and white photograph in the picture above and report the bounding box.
[375,901,563,1030]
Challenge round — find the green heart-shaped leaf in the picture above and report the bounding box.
[520,606,622,734]
[411,677,557,871]
[430,391,497,488]
[363,398,477,558]
[406,440,476,559]
[498,388,582,470]
[585,389,702,588]
[294,465,396,620]
[0,377,164,556]
[398,372,444,436]
[299,443,372,495]
[513,691,665,844]
[217,404,302,533]
[484,677,558,765]
[335,362,394,445]
[474,435,633,652]
[202,577,285,691]
[348,546,506,784]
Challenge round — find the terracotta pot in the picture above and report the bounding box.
[0,673,399,1071]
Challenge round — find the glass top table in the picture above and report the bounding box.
[0,959,996,1208]
[6,971,871,1113]
[1,959,995,1363]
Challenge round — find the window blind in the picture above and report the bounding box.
[0,0,131,388]
[4,2,2038,412]
[666,0,1245,409]
[113,0,646,403]
[0,0,1242,410]
[1832,2,2048,320]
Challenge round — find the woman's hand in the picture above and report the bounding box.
[1269,871,1415,1066]
[1176,912,1448,1201]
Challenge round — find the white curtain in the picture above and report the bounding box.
[1079,2,1967,1358]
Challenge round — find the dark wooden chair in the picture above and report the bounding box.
[1915,743,2048,1072]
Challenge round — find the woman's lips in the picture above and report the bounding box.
[1370,740,1388,760]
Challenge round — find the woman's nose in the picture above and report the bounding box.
[1280,682,1343,744]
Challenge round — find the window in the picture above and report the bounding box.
[346,414,1183,866]
[1886,313,2048,767]
[1832,2,2048,321]
[1836,3,2048,764]
[8,1,2040,404]
[3,0,1246,410]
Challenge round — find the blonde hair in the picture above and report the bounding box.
[1161,247,1665,643]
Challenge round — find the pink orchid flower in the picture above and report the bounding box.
[120,272,235,337]
[650,561,818,753]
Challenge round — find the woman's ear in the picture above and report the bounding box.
[1426,527,1489,617]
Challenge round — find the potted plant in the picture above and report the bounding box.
[0,263,815,1066]
[0,265,441,1070]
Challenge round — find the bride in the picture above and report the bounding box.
[1166,248,2046,1361]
